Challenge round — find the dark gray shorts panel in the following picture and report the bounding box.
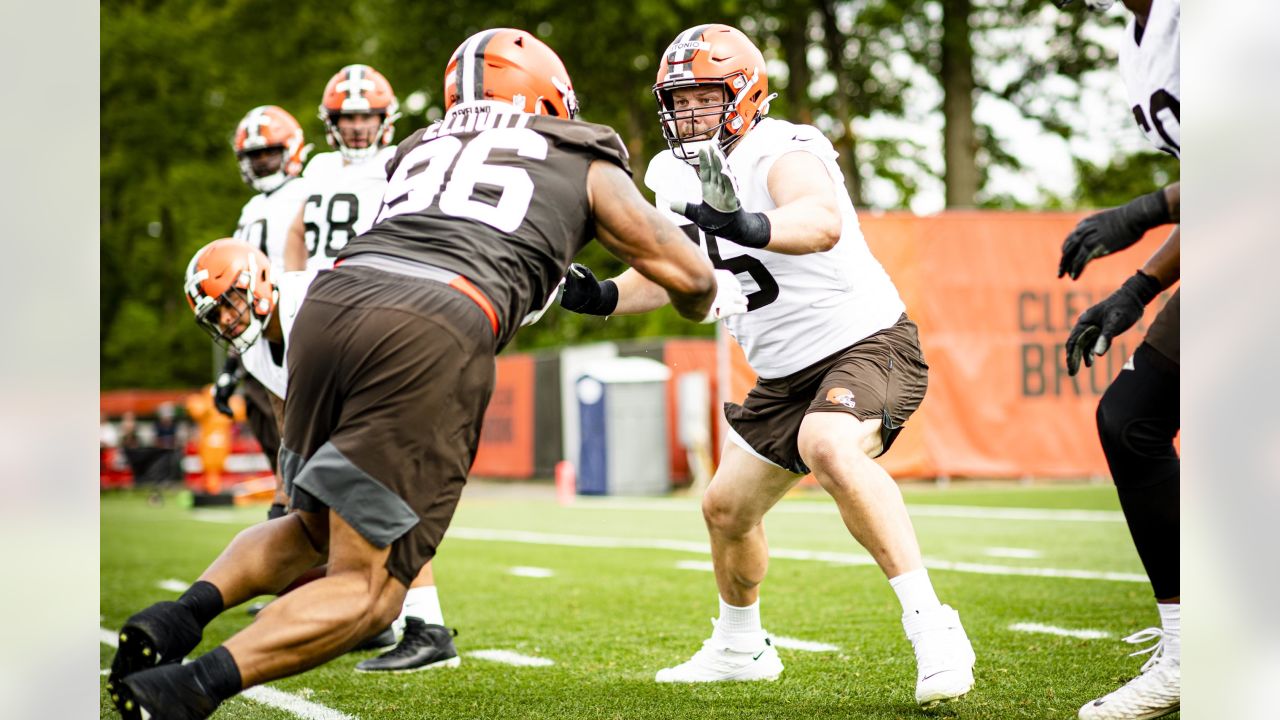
[291,441,421,548]
[725,314,929,474]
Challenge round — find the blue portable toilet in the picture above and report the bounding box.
[575,357,671,496]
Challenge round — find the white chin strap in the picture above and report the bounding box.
[1084,0,1115,9]
[229,318,265,353]
[251,171,288,193]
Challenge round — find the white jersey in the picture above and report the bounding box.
[298,146,397,271]
[1119,0,1180,158]
[645,118,904,378]
[234,177,311,274]
[239,269,318,399]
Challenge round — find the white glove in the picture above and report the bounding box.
[701,269,749,323]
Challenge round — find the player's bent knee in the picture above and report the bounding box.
[701,489,755,538]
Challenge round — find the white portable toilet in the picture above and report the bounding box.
[575,357,671,496]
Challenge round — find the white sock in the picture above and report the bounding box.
[1157,602,1180,661]
[399,585,445,627]
[889,568,942,616]
[715,596,763,639]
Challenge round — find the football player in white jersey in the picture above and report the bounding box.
[1053,2,1181,719]
[216,105,313,519]
[559,24,975,709]
[283,64,401,272]
[180,239,461,673]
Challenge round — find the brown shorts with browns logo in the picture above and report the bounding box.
[725,314,929,475]
[280,265,497,587]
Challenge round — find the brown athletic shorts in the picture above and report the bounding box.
[725,314,929,475]
[1145,287,1179,365]
[280,264,497,587]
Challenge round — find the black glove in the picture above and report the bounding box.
[212,354,242,418]
[267,503,287,520]
[670,147,771,249]
[1058,189,1171,280]
[559,263,618,316]
[1065,271,1162,376]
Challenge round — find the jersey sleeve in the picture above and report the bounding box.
[538,118,632,176]
[753,122,839,184]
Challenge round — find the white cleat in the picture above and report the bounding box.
[903,604,976,708]
[655,622,783,683]
[1078,628,1180,720]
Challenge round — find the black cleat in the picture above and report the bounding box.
[107,602,203,696]
[355,618,461,673]
[350,624,398,652]
[112,663,220,720]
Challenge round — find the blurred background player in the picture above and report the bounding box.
[560,24,973,709]
[284,64,400,272]
[182,238,461,671]
[107,29,742,718]
[1054,1,1180,718]
[215,105,312,516]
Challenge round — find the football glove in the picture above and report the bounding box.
[1065,271,1162,376]
[559,263,618,316]
[212,355,242,418]
[1058,189,1171,280]
[701,269,750,323]
[670,147,771,249]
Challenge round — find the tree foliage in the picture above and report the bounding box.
[101,0,1174,387]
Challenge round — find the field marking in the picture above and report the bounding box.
[467,649,554,667]
[1009,622,1111,640]
[983,547,1043,559]
[99,626,355,719]
[157,578,189,593]
[772,636,840,652]
[241,686,356,720]
[675,560,715,572]
[572,498,1124,523]
[508,566,555,578]
[448,527,1147,583]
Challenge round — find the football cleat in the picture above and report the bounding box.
[902,604,976,708]
[355,618,461,673]
[1078,628,1180,720]
[107,602,204,697]
[112,663,220,720]
[655,620,783,682]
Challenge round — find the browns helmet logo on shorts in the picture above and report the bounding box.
[825,387,857,409]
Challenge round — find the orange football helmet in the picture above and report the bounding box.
[654,24,774,162]
[444,28,578,119]
[184,239,278,353]
[232,105,310,193]
[318,64,401,161]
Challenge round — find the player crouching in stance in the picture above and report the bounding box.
[560,24,974,708]
[108,27,743,719]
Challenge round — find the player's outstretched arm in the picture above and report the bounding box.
[1058,181,1179,280]
[587,160,717,322]
[284,207,308,272]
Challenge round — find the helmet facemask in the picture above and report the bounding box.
[655,69,771,165]
[192,287,268,354]
[236,146,288,193]
[322,110,400,162]
[1051,0,1116,9]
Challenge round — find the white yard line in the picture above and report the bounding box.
[157,578,189,593]
[572,498,1124,523]
[99,627,355,719]
[448,527,1146,583]
[466,649,554,667]
[1009,622,1111,640]
[508,566,555,578]
[674,560,715,572]
[772,636,840,652]
[983,547,1044,559]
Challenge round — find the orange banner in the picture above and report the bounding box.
[729,211,1176,478]
[472,354,535,478]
